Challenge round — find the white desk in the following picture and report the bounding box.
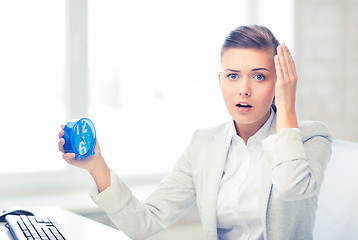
[0,207,131,239]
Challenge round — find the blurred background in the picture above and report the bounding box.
[0,0,357,239]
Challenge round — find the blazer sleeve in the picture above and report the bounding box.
[90,131,198,240]
[262,121,332,201]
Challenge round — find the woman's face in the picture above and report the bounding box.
[219,47,276,132]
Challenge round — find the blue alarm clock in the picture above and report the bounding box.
[63,118,96,159]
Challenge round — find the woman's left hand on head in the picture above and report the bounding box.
[274,43,298,111]
[274,43,299,131]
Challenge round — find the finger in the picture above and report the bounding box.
[277,44,289,81]
[283,44,296,70]
[63,152,76,163]
[274,54,284,83]
[61,124,66,130]
[58,138,65,153]
[281,43,296,81]
[59,129,64,139]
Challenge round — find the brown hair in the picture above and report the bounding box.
[221,25,280,60]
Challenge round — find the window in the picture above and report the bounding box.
[0,1,67,174]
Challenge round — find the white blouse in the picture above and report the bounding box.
[217,110,274,240]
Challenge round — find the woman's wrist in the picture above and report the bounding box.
[276,105,298,132]
[89,155,111,192]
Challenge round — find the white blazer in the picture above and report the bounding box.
[91,115,332,240]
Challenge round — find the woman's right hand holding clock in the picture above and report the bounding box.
[58,125,111,192]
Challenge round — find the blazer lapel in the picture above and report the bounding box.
[200,123,230,236]
[260,115,277,237]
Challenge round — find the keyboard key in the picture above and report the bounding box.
[23,229,32,237]
[18,221,27,230]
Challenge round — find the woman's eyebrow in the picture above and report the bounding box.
[224,68,270,72]
[252,67,270,72]
[224,69,240,72]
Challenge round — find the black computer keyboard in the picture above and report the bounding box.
[5,215,68,240]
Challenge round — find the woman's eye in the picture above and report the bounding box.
[227,73,238,80]
[254,74,265,81]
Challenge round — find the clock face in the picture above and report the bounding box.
[73,119,93,156]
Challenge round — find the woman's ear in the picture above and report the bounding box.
[218,72,222,88]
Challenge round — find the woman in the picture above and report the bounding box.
[58,25,332,240]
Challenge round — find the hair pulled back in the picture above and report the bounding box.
[221,25,280,59]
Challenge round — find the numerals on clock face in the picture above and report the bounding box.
[74,119,93,155]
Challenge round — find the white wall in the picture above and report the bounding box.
[295,0,358,142]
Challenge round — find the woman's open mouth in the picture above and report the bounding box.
[236,103,252,113]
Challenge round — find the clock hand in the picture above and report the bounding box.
[81,124,86,145]
[81,135,86,144]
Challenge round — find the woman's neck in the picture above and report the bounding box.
[234,110,271,144]
[235,124,258,144]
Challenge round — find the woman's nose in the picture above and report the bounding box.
[238,78,251,96]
